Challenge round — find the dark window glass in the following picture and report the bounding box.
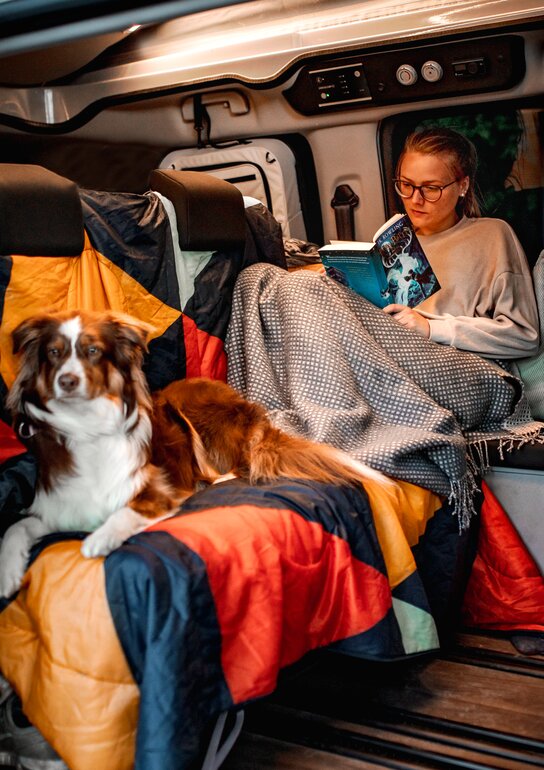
[381,107,543,266]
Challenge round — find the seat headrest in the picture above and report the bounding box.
[0,164,84,257]
[149,169,245,251]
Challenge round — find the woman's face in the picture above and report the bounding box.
[397,151,468,235]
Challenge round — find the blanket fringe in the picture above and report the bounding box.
[468,424,544,474]
[468,440,490,474]
[449,471,479,532]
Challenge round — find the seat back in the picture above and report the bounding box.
[149,168,245,251]
[0,164,284,394]
[0,163,84,256]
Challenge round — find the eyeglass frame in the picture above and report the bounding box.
[393,178,461,202]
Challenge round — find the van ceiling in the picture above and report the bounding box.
[0,0,253,57]
[0,0,542,129]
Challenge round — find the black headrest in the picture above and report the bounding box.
[148,169,245,251]
[0,164,84,257]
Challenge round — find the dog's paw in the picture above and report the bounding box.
[81,507,147,558]
[0,550,27,599]
[81,529,118,558]
[0,519,47,599]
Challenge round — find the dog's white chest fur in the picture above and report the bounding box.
[27,396,151,531]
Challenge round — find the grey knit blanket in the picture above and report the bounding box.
[226,264,544,528]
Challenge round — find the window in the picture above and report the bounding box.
[380,106,543,266]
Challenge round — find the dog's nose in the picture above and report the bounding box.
[58,373,80,393]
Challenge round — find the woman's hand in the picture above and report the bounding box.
[383,304,430,338]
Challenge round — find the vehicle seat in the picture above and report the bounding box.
[0,163,259,770]
[485,250,544,573]
[514,250,544,422]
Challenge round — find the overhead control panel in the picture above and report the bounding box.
[308,62,372,107]
[284,35,524,115]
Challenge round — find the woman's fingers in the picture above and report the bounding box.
[382,305,430,338]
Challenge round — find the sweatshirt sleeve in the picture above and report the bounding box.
[421,271,540,359]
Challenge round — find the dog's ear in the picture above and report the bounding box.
[11,314,56,355]
[102,313,155,416]
[7,314,55,416]
[105,313,155,363]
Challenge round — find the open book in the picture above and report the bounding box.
[318,214,440,308]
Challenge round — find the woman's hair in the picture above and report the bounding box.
[396,127,481,217]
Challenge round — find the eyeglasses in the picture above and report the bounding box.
[393,178,460,202]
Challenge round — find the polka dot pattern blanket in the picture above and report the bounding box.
[226,264,543,528]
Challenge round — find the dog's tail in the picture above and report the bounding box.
[245,423,392,489]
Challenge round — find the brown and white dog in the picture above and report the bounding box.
[0,310,386,598]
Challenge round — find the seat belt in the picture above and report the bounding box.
[192,94,249,149]
[330,184,359,240]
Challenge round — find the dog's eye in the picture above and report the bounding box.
[47,347,61,361]
[86,346,101,359]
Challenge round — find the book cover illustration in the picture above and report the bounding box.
[319,214,440,308]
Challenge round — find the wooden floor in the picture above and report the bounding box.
[222,632,544,769]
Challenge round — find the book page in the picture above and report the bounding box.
[324,241,375,250]
[372,213,404,242]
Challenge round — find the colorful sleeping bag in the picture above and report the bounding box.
[0,474,460,770]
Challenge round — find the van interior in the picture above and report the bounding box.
[0,1,542,769]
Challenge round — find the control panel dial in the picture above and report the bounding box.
[421,60,443,82]
[396,64,418,86]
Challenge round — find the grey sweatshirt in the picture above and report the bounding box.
[417,216,539,359]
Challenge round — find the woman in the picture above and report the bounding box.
[225,129,544,527]
[383,127,539,360]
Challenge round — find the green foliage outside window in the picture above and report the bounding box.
[417,111,523,215]
[404,109,543,263]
